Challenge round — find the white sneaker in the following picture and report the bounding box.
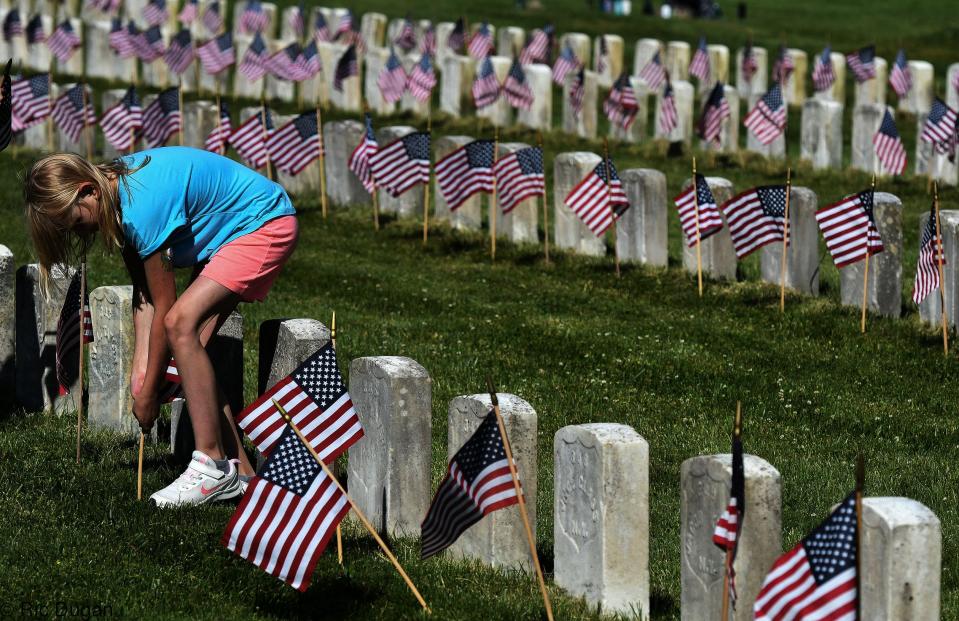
[150,451,243,508]
[231,459,253,495]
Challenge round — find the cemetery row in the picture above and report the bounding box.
[0,264,942,618]
[5,4,959,183]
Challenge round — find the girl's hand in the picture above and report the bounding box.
[132,391,160,433]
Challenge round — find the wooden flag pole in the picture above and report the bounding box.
[273,400,431,613]
[331,311,343,566]
[537,131,550,264]
[934,182,949,356]
[259,96,273,181]
[484,378,554,621]
[317,102,329,220]
[603,138,620,278]
[491,127,499,261]
[422,105,432,246]
[177,79,184,146]
[137,432,145,500]
[75,260,88,464]
[719,401,742,621]
[861,174,876,334]
[779,168,792,313]
[854,454,865,621]
[692,157,704,297]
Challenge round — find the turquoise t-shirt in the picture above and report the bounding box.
[118,147,295,267]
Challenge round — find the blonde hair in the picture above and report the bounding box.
[23,153,139,287]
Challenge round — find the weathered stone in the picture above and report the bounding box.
[760,187,820,296]
[181,100,217,149]
[898,60,934,115]
[516,64,552,131]
[278,6,302,40]
[735,46,767,100]
[476,56,512,128]
[594,35,623,88]
[0,245,13,405]
[839,192,902,318]
[375,126,423,218]
[851,103,889,175]
[322,42,360,111]
[554,152,605,257]
[705,44,729,89]
[665,40,689,81]
[360,12,387,50]
[608,77,649,144]
[558,33,590,69]
[681,454,782,621]
[347,356,432,537]
[800,98,843,170]
[619,169,667,267]
[87,286,136,435]
[363,47,396,115]
[562,69,598,139]
[16,263,77,412]
[655,79,694,144]
[324,120,372,207]
[681,177,737,281]
[446,393,537,571]
[495,142,539,245]
[861,497,941,620]
[554,424,649,617]
[440,54,474,117]
[948,64,959,111]
[700,85,739,153]
[813,52,847,103]
[854,56,887,107]
[917,210,958,328]
[257,318,330,396]
[434,21,455,69]
[633,38,662,76]
[432,135,480,230]
[232,35,266,100]
[782,48,807,105]
[745,93,786,158]
[496,26,524,58]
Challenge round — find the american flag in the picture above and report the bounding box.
[493,146,544,214]
[164,29,195,75]
[741,42,757,82]
[920,98,958,155]
[472,56,500,109]
[420,24,436,56]
[265,42,310,82]
[604,72,638,130]
[753,492,858,621]
[699,82,730,145]
[394,17,417,51]
[197,31,234,75]
[812,46,835,92]
[300,40,321,79]
[569,67,585,116]
[333,45,358,91]
[519,25,552,66]
[11,74,50,130]
[52,84,97,143]
[334,9,354,41]
[815,189,884,268]
[595,35,608,74]
[55,269,93,396]
[288,3,305,39]
[503,57,533,110]
[236,342,363,460]
[847,45,876,83]
[313,12,331,42]
[744,83,786,145]
[873,109,906,176]
[47,20,82,63]
[239,1,269,34]
[140,87,180,147]
[204,102,231,153]
[348,113,378,193]
[552,44,580,85]
[222,425,349,591]
[143,0,168,26]
[721,185,788,259]
[564,157,630,236]
[109,18,135,57]
[771,45,794,84]
[178,0,198,25]
[639,50,666,90]
[434,139,495,210]
[231,106,273,168]
[447,18,466,53]
[711,432,744,606]
[914,201,946,305]
[377,48,407,104]
[238,33,268,80]
[266,112,321,175]
[468,23,493,59]
[674,174,724,247]
[689,36,710,83]
[421,409,521,560]
[889,49,912,98]
[408,53,437,102]
[99,87,143,151]
[26,15,45,45]
[3,9,22,42]
[0,62,11,152]
[202,1,223,35]
[133,25,165,63]
[336,17,364,53]
[369,131,431,197]
[659,80,678,135]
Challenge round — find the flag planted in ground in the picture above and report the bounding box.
[699,82,730,145]
[142,0,168,27]
[238,32,268,80]
[873,109,906,176]
[689,36,710,83]
[393,16,417,51]
[140,87,180,147]
[3,10,22,42]
[741,42,757,82]
[369,131,431,197]
[377,48,407,104]
[569,67,585,116]
[197,31,234,75]
[503,57,534,110]
[847,45,876,83]
[468,23,493,59]
[674,174,724,247]
[239,1,269,34]
[722,185,788,259]
[743,83,786,145]
[266,112,322,175]
[890,49,912,98]
[11,74,50,131]
[109,18,135,58]
[520,24,553,66]
[913,201,946,305]
[564,157,630,237]
[421,409,521,560]
[447,17,466,53]
[202,1,223,35]
[596,35,608,74]
[639,50,666,90]
[712,430,744,606]
[265,42,310,82]
[52,84,97,143]
[604,71,638,130]
[178,0,198,25]
[99,86,143,151]
[55,269,93,395]
[313,11,331,42]
[408,53,436,103]
[812,46,835,92]
[472,56,500,109]
[204,102,231,153]
[920,98,957,156]
[349,113,378,194]
[163,29,195,75]
[816,189,884,268]
[48,20,82,63]
[435,139,495,210]
[26,15,45,45]
[420,23,436,56]
[771,45,794,84]
[133,25,165,63]
[335,10,354,41]
[231,106,273,168]
[659,80,678,135]
[333,45,358,91]
[493,146,544,214]
[552,44,580,85]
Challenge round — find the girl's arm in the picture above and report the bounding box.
[123,245,153,396]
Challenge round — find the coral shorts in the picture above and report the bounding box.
[200,215,298,302]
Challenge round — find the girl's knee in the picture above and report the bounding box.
[163,307,199,347]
